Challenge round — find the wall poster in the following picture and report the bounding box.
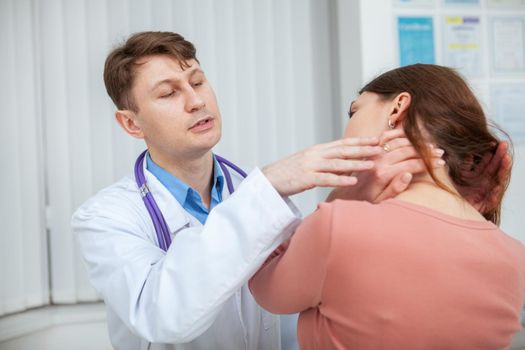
[443,16,483,76]
[491,84,525,144]
[398,17,436,66]
[444,0,480,4]
[490,17,525,74]
[487,0,525,7]
[394,0,435,6]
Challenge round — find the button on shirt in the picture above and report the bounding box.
[146,153,224,224]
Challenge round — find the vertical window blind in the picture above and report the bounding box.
[0,0,340,316]
[1,0,49,316]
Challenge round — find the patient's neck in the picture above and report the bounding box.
[394,168,486,222]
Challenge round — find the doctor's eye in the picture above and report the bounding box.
[348,110,355,119]
[160,91,176,98]
[191,81,204,88]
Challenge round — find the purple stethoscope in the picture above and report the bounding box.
[134,150,247,251]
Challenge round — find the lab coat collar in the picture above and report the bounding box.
[140,154,246,234]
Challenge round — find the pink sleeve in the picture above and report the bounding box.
[249,203,333,314]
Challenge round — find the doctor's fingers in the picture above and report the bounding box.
[474,141,510,180]
[378,144,444,165]
[315,158,376,174]
[311,136,380,153]
[374,172,413,203]
[379,129,406,144]
[475,141,508,175]
[378,145,419,165]
[320,145,384,160]
[459,150,507,183]
[374,158,445,182]
[380,137,412,152]
[309,173,358,188]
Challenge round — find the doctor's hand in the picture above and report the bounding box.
[262,137,383,197]
[456,140,512,222]
[326,130,446,203]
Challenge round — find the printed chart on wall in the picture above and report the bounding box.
[491,84,525,144]
[490,17,525,74]
[487,0,525,7]
[398,17,436,66]
[443,16,483,77]
[394,0,434,6]
[443,0,480,4]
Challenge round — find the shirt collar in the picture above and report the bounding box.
[211,156,225,201]
[146,153,224,205]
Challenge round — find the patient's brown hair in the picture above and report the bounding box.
[104,31,198,112]
[360,64,511,224]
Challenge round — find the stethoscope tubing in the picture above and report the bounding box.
[134,150,246,251]
[134,151,170,251]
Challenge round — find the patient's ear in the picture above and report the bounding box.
[389,92,411,125]
[115,110,144,139]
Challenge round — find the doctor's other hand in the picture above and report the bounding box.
[326,130,446,203]
[456,141,512,219]
[262,137,383,197]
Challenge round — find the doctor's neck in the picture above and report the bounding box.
[148,149,215,204]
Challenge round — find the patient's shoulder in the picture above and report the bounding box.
[320,199,384,222]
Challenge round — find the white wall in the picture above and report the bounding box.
[0,0,49,317]
[336,0,525,243]
[1,0,339,312]
[1,0,337,347]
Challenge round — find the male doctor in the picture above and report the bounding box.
[72,31,508,350]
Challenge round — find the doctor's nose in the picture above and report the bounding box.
[185,89,205,113]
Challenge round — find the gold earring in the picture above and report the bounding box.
[388,119,396,129]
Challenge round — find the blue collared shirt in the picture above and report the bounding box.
[146,153,224,224]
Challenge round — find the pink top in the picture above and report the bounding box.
[249,199,525,350]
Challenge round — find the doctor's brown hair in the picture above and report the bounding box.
[360,64,511,224]
[104,31,199,112]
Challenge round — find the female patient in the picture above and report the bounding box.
[249,64,525,349]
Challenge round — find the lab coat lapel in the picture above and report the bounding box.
[141,157,249,234]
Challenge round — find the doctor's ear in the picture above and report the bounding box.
[389,92,412,126]
[115,110,144,139]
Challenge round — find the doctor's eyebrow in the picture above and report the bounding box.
[149,67,205,92]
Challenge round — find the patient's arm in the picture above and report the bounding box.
[249,204,332,314]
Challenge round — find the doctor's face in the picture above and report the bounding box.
[344,92,392,138]
[129,55,222,162]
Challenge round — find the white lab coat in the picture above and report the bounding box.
[72,162,302,350]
